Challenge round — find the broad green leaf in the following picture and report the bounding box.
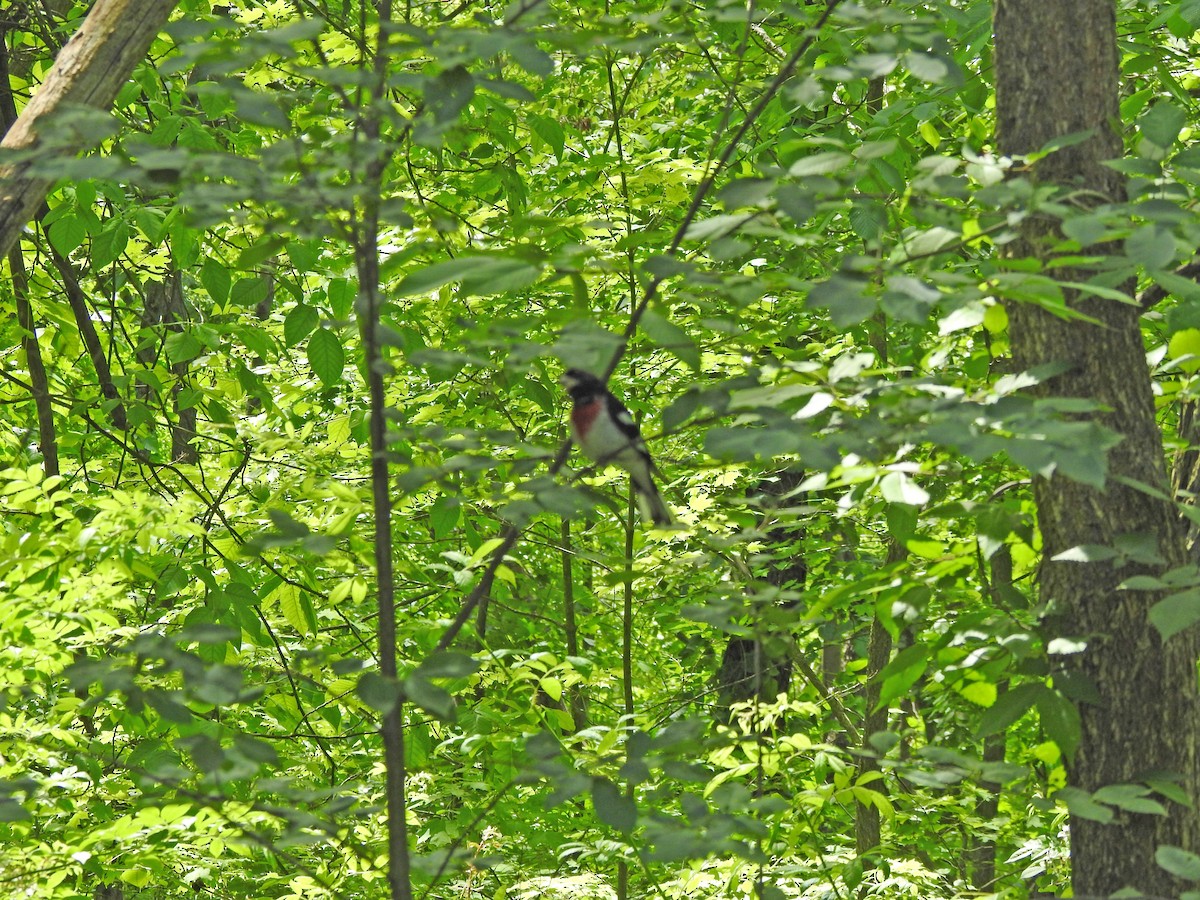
[1125,225,1176,270]
[957,681,997,707]
[274,582,317,635]
[904,51,949,82]
[1149,587,1200,641]
[91,219,129,267]
[539,676,563,702]
[328,277,356,318]
[48,214,88,255]
[416,651,480,679]
[427,65,475,125]
[398,255,541,296]
[231,276,270,308]
[788,151,852,177]
[591,778,636,833]
[1157,845,1200,880]
[201,257,231,304]
[429,497,460,538]
[1140,101,1187,150]
[1155,270,1200,305]
[1052,544,1118,562]
[307,327,345,386]
[529,113,565,160]
[850,199,888,242]
[717,177,775,209]
[977,683,1044,737]
[876,644,929,710]
[404,673,456,722]
[357,672,403,714]
[1092,783,1167,816]
[1037,690,1081,760]
[285,304,320,347]
[165,330,204,365]
[807,275,876,326]
[1055,786,1113,823]
[641,309,699,370]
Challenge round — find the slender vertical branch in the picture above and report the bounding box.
[357,2,411,898]
[45,240,128,430]
[617,489,636,900]
[7,246,57,473]
[560,518,587,732]
[0,36,56,473]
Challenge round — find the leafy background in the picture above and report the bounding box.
[4,0,1200,896]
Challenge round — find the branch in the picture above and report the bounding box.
[0,0,177,258]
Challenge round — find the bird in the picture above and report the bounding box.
[559,367,673,527]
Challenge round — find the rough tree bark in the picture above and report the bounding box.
[0,0,177,258]
[994,1,1200,894]
[715,469,807,721]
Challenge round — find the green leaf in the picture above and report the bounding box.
[1149,587,1200,641]
[91,219,129,267]
[1092,783,1167,816]
[850,199,888,242]
[1052,544,1118,562]
[977,683,1047,737]
[404,673,456,722]
[1055,786,1113,823]
[529,113,565,160]
[1125,225,1176,270]
[788,151,852,177]
[1158,845,1200,881]
[275,582,317,635]
[1140,101,1187,150]
[398,254,541,296]
[641,309,699,370]
[591,778,637,833]
[904,50,949,83]
[285,304,320,347]
[415,651,480,679]
[165,330,204,365]
[429,497,460,539]
[427,65,475,125]
[328,277,356,318]
[958,681,997,707]
[307,327,345,386]
[201,258,231,304]
[48,214,88,255]
[1154,269,1200,304]
[231,276,270,308]
[876,644,929,710]
[0,798,31,822]
[1037,689,1081,760]
[808,275,876,326]
[717,177,775,209]
[357,672,404,714]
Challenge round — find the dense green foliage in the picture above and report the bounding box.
[4,0,1200,896]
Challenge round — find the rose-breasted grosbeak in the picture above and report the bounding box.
[559,368,673,527]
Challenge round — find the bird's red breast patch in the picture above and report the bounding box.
[571,397,602,439]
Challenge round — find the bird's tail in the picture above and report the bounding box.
[634,479,673,528]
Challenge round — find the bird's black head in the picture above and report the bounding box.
[559,368,604,401]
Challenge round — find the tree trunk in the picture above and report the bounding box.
[993,1,1200,894]
[0,0,177,258]
[715,469,806,722]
